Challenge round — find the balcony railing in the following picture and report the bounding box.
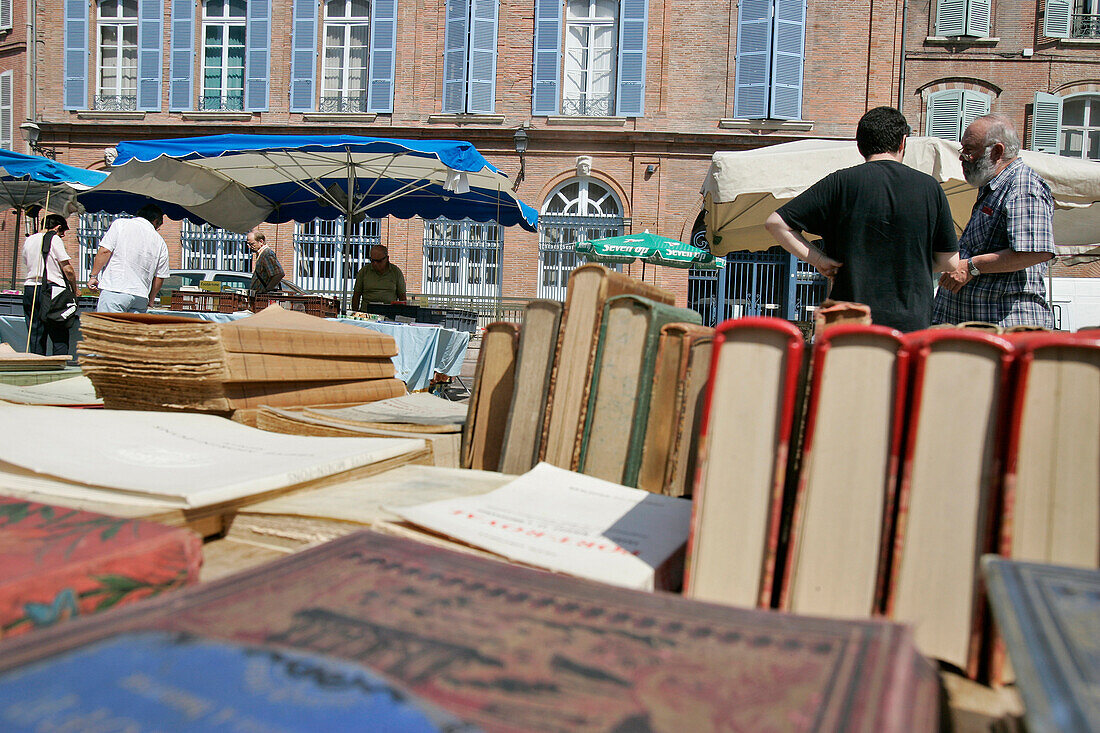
[319,95,369,113]
[561,94,614,117]
[1072,13,1100,37]
[93,94,137,112]
[201,94,245,112]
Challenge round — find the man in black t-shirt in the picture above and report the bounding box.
[764,107,960,332]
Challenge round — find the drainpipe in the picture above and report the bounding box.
[897,0,908,114]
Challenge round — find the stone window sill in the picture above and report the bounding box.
[719,119,814,131]
[180,111,254,121]
[76,111,146,120]
[924,36,1000,46]
[427,114,506,125]
[302,112,379,122]
[545,115,628,126]
[1058,37,1100,46]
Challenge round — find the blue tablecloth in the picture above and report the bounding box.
[0,312,469,392]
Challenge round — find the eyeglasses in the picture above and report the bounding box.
[370,256,388,263]
[959,144,991,163]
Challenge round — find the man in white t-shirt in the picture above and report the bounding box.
[88,204,171,313]
[21,214,80,355]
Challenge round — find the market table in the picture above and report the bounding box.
[0,312,469,392]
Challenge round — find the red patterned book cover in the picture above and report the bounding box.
[0,530,941,732]
[0,497,202,639]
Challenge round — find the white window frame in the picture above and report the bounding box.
[538,177,624,300]
[0,70,11,151]
[321,0,371,113]
[1034,92,1100,159]
[1058,94,1100,159]
[95,0,139,110]
[422,219,503,297]
[201,0,247,111]
[293,217,381,295]
[562,0,618,117]
[180,221,250,272]
[1045,0,1100,38]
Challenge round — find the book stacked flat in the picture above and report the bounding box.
[78,305,406,413]
[0,530,944,731]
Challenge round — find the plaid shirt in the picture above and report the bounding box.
[250,246,285,293]
[932,158,1055,328]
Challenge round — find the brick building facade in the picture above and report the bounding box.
[3,0,1096,311]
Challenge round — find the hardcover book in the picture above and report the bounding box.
[780,325,908,619]
[0,530,942,732]
[635,323,714,497]
[499,299,562,475]
[578,295,701,486]
[684,318,806,609]
[982,557,1100,732]
[0,631,475,731]
[0,497,201,639]
[541,264,673,470]
[461,322,519,471]
[886,330,1014,676]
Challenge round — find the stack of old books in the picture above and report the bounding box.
[78,305,406,414]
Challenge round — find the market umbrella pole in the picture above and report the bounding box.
[10,206,21,290]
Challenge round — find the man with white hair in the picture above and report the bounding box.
[932,114,1056,329]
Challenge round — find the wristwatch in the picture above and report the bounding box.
[968,258,981,277]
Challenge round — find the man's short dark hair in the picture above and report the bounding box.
[856,107,911,158]
[43,214,68,233]
[136,203,163,223]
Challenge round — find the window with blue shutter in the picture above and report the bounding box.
[367,0,397,113]
[64,0,90,110]
[1043,0,1072,37]
[936,0,992,37]
[245,0,271,111]
[442,0,470,113]
[137,0,163,111]
[532,0,562,115]
[169,0,195,111]
[735,0,804,120]
[466,0,498,114]
[1031,92,1063,153]
[925,89,990,141]
[616,0,647,116]
[290,0,318,112]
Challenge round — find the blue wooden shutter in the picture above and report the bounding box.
[616,0,648,117]
[467,0,498,114]
[935,0,966,36]
[245,0,271,111]
[1043,0,1071,37]
[137,0,163,111]
[64,0,89,110]
[169,0,195,111]
[770,0,804,120]
[442,0,470,113]
[965,0,991,36]
[735,0,772,119]
[0,0,12,32]
[290,0,318,112]
[926,90,963,140]
[532,0,562,115]
[961,90,990,130]
[368,0,398,113]
[1031,92,1063,152]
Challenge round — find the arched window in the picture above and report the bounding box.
[1031,92,1100,159]
[925,88,991,142]
[537,178,624,300]
[95,0,139,111]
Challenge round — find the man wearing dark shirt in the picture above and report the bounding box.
[247,229,284,293]
[765,107,960,332]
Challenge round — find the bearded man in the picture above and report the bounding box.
[932,114,1056,329]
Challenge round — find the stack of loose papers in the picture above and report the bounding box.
[0,403,427,533]
[393,462,693,591]
[78,306,406,412]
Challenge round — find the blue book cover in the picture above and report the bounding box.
[0,631,476,732]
